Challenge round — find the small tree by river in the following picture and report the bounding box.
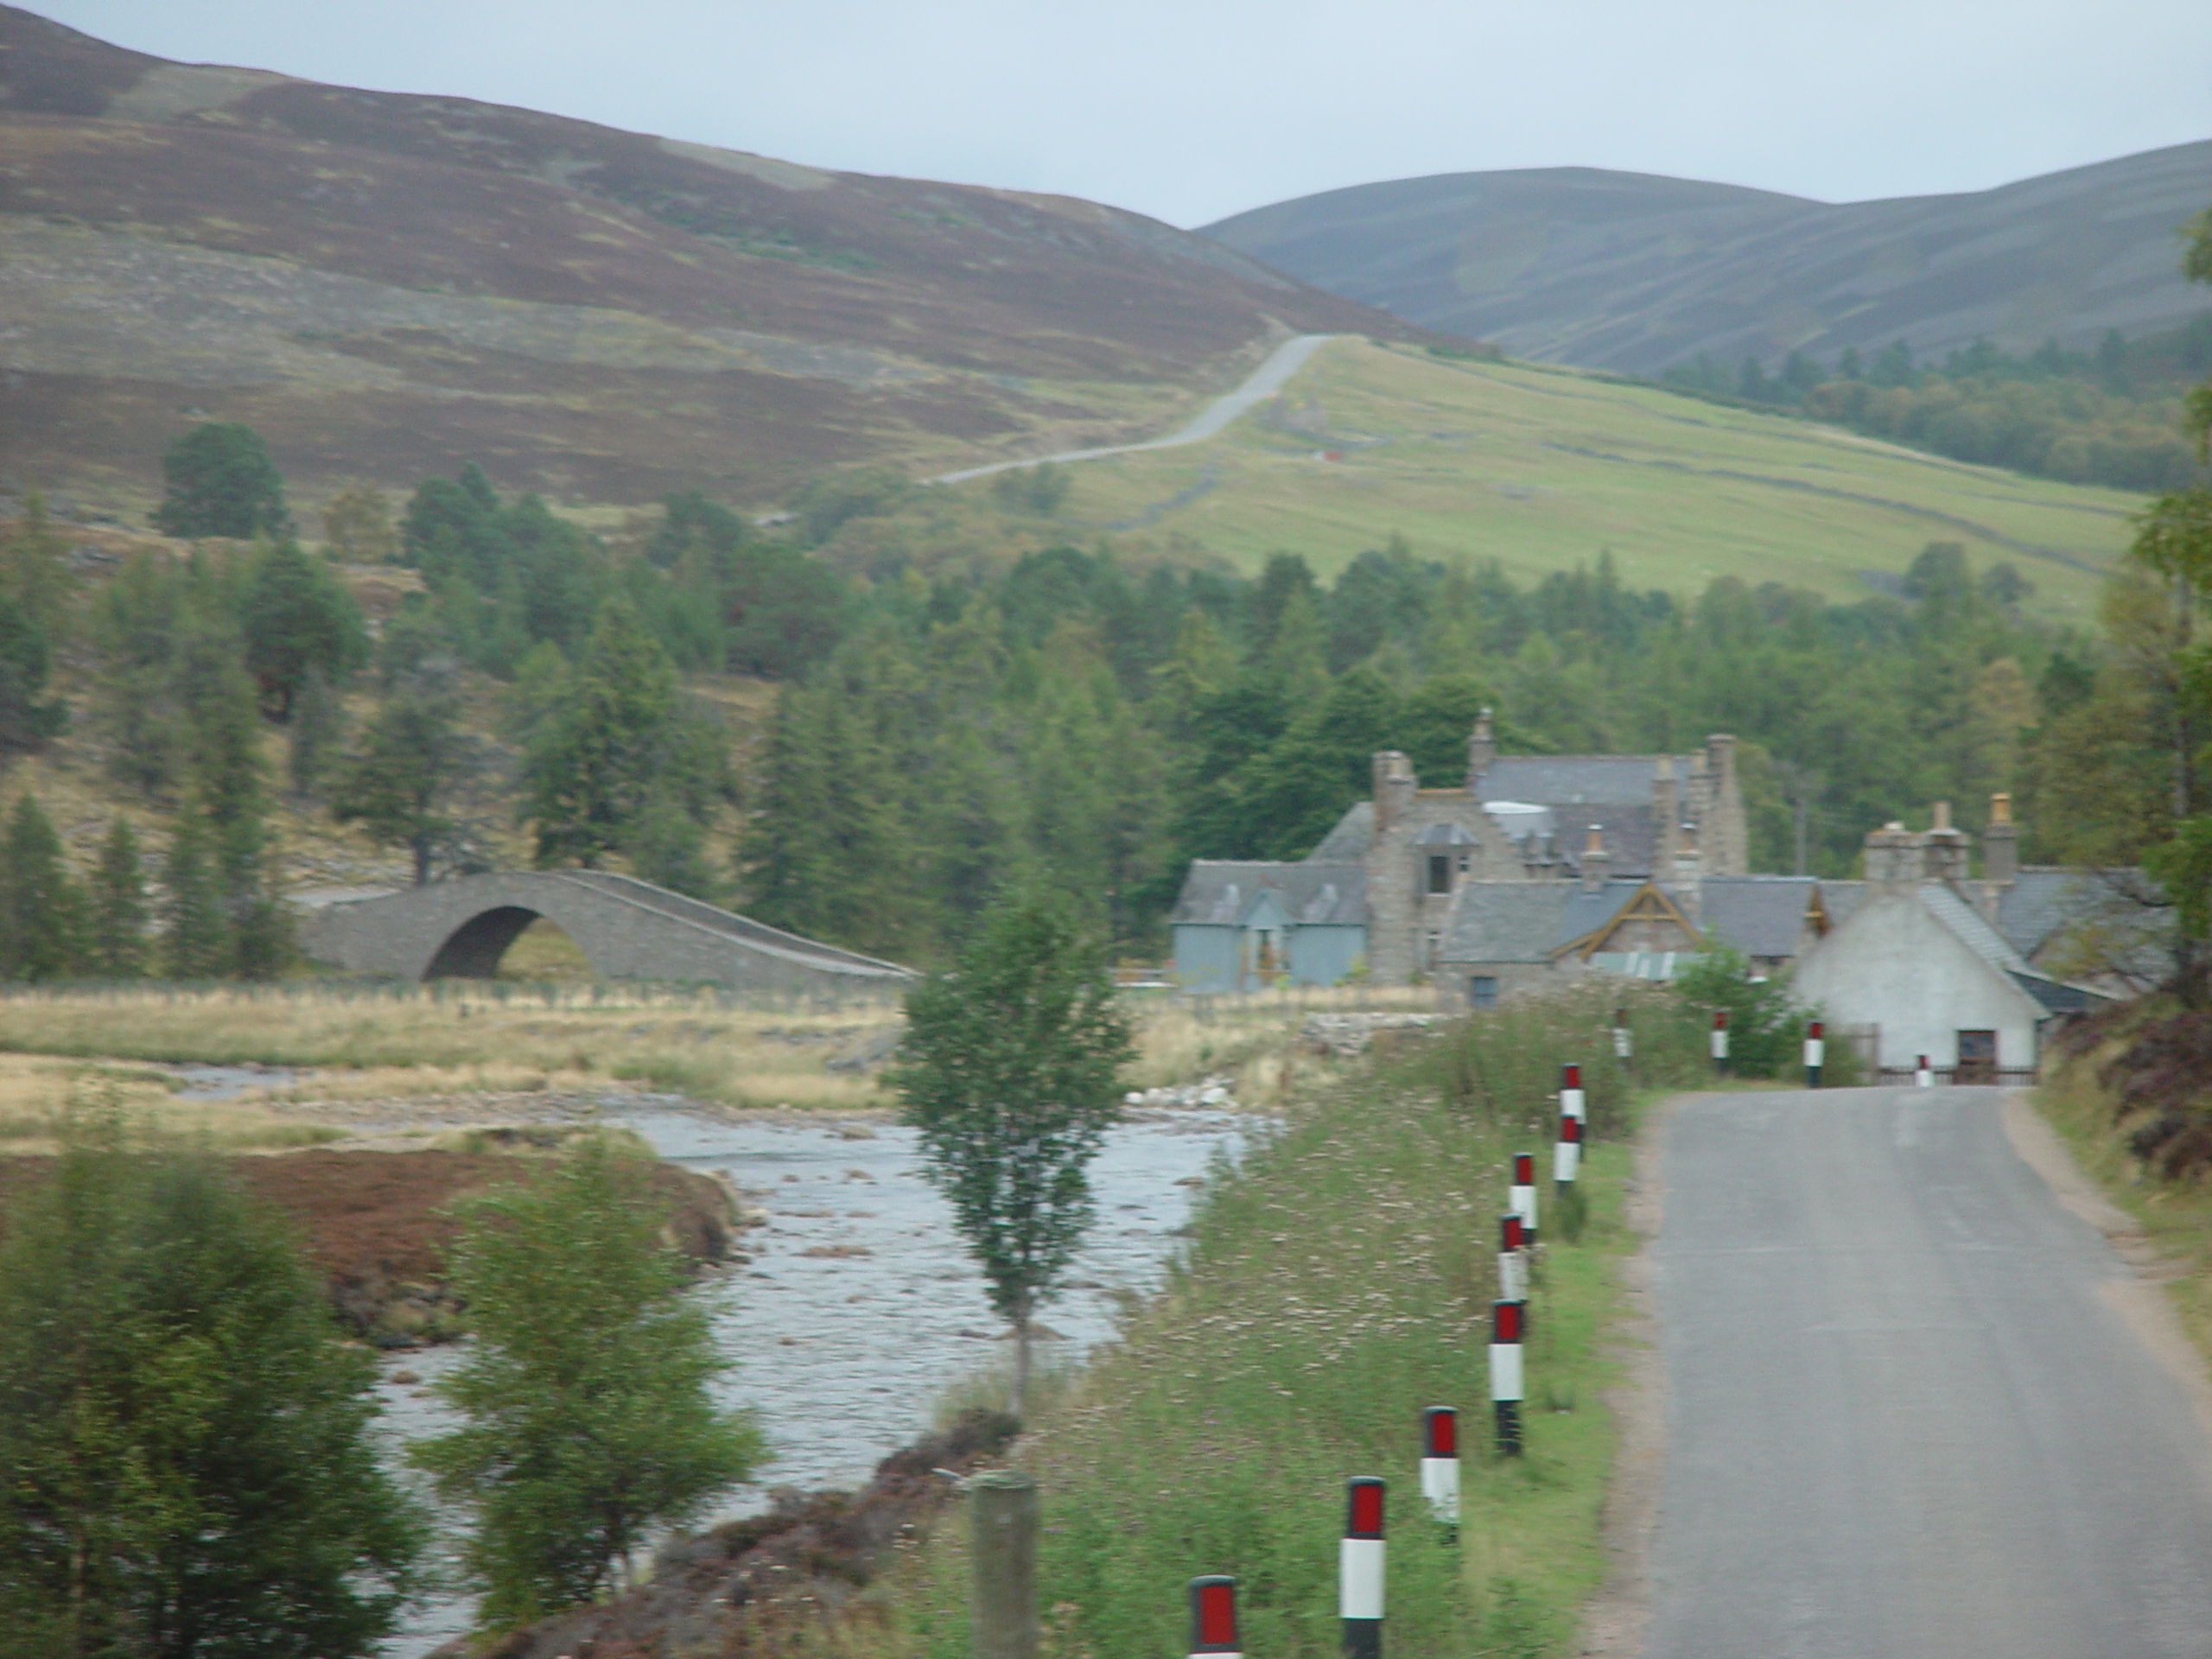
[889,893,1135,1417]
[413,1135,763,1632]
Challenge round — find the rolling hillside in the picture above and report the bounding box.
[1202,145,2212,374]
[0,5,1439,515]
[943,337,2138,620]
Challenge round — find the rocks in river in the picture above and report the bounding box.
[1124,1072,1238,1109]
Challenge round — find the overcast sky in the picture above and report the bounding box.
[34,0,2212,228]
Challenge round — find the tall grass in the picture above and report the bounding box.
[881,985,1698,1659]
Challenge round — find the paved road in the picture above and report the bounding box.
[1647,1086,2212,1659]
[926,333,1339,484]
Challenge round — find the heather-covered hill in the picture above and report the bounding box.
[1203,144,2212,374]
[0,6,1437,513]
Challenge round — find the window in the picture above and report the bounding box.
[1469,976,1498,1009]
[1427,854,1452,894]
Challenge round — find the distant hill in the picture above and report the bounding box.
[0,6,1439,513]
[1201,145,2212,375]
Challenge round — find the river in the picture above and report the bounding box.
[372,1103,1250,1656]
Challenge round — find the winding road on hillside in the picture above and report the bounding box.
[1643,1086,2212,1658]
[927,333,1339,484]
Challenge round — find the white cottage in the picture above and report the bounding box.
[1793,809,2107,1077]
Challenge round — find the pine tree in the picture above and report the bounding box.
[150,423,290,540]
[414,1138,761,1630]
[0,1103,423,1654]
[87,817,147,980]
[288,665,346,798]
[332,687,475,885]
[626,789,721,901]
[239,539,368,719]
[0,794,85,982]
[520,604,696,868]
[161,820,228,980]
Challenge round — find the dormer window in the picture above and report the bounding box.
[1427,855,1452,894]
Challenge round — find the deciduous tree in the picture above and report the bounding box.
[888,893,1134,1414]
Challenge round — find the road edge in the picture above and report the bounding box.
[1577,1090,1681,1657]
[1999,1089,2212,1445]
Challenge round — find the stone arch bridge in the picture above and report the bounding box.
[298,871,912,991]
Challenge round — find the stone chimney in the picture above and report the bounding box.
[1863,821,1920,891]
[1983,792,2020,886]
[1704,734,1743,874]
[1580,824,1609,893]
[1465,707,1497,789]
[1653,758,1680,870]
[1671,822,1703,926]
[1372,751,1416,836]
[1923,800,1970,883]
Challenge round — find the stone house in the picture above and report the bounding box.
[1167,712,1750,991]
[1434,871,1831,1010]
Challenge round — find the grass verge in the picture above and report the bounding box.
[2037,1030,2212,1363]
[876,985,1697,1658]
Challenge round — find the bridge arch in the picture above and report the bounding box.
[299,871,912,991]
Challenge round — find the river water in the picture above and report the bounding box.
[372,1105,1250,1656]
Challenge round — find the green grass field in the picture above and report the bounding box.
[994,340,2141,621]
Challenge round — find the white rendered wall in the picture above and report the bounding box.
[1794,892,2042,1071]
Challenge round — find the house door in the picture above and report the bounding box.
[1956,1029,1998,1084]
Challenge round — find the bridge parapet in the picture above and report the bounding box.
[297,871,914,990]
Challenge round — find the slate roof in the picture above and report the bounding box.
[1306,801,1373,863]
[1700,877,1821,958]
[1477,755,1698,809]
[1996,868,2164,957]
[1820,880,1868,926]
[1557,804,1663,877]
[1919,882,2036,975]
[1171,861,1368,927]
[1438,882,1580,963]
[1554,879,1653,947]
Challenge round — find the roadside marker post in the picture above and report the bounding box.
[1188,1576,1240,1658]
[1490,1299,1525,1456]
[1339,1478,1386,1659]
[1915,1054,1933,1088]
[1611,1008,1632,1060]
[1510,1152,1538,1244]
[1710,1010,1731,1077]
[1553,1110,1581,1187]
[1498,1212,1528,1302]
[1802,1020,1825,1090]
[1560,1063,1586,1124]
[1419,1408,1459,1529]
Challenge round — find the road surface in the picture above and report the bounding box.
[927,333,1339,484]
[1646,1085,2212,1658]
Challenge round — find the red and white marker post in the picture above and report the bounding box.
[1560,1063,1586,1125]
[1340,1478,1386,1659]
[1420,1407,1459,1529]
[1490,1298,1525,1456]
[1498,1212,1529,1304]
[1510,1152,1539,1244]
[1802,1020,1825,1089]
[1611,1007,1633,1060]
[1554,1109,1581,1188]
[1189,1575,1240,1659]
[1710,1009,1731,1076]
[1915,1053,1933,1088]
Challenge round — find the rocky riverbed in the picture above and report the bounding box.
[372,1100,1250,1657]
